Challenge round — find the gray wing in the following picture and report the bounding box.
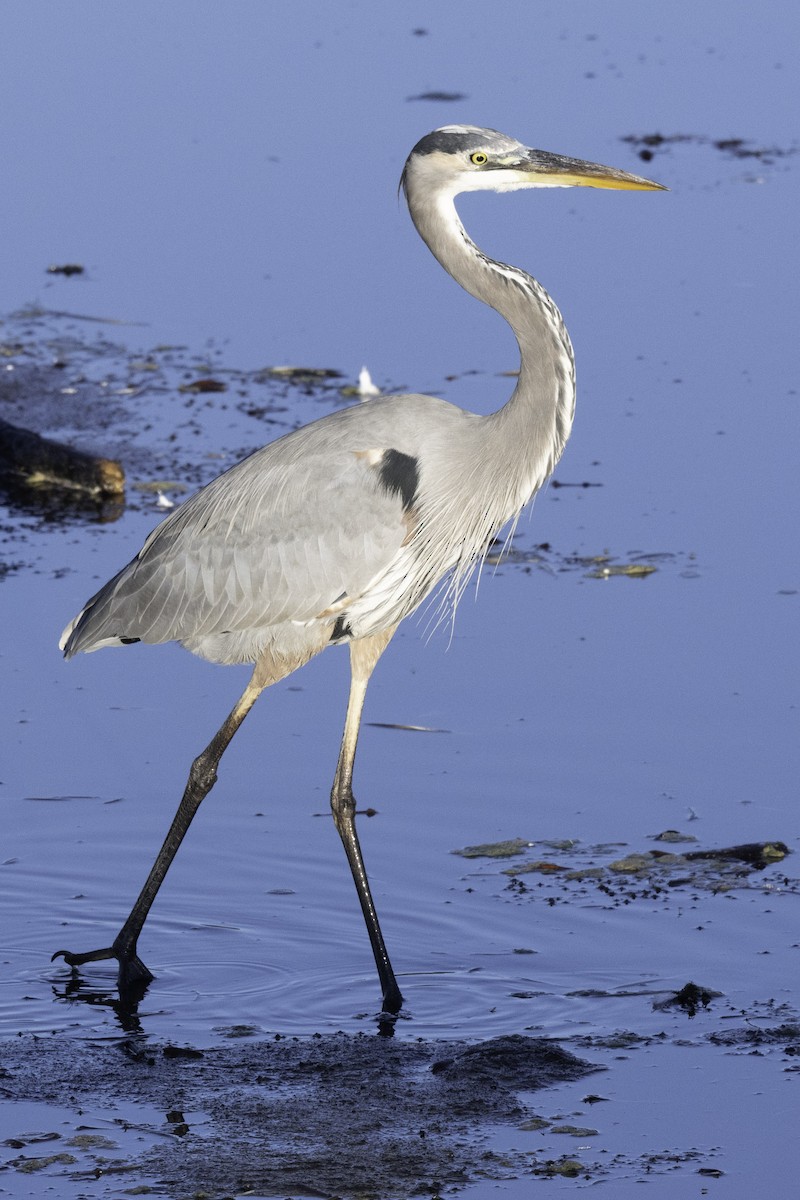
[60,431,414,658]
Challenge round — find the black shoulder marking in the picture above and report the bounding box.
[330,615,352,642]
[120,637,141,645]
[378,449,419,512]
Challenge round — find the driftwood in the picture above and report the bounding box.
[0,417,124,496]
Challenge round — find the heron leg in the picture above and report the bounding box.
[53,665,269,994]
[331,628,402,1015]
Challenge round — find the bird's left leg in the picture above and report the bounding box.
[52,660,275,994]
[331,627,403,1015]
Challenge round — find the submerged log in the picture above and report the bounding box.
[0,417,124,496]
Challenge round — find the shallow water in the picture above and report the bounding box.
[1,2,799,1197]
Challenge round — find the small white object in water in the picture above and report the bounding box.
[357,365,380,398]
[156,491,176,509]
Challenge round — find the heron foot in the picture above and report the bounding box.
[52,941,155,992]
[381,980,403,1016]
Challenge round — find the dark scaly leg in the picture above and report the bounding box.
[331,627,403,1015]
[53,663,272,995]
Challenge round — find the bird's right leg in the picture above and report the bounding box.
[331,628,403,1016]
[53,664,270,995]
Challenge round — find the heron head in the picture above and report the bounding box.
[401,124,665,199]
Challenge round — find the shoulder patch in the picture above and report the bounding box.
[330,614,352,642]
[378,449,419,513]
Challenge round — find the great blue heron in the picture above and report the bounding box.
[53,126,663,1015]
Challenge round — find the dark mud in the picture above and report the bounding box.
[4,1014,798,1196]
[0,313,337,502]
[1,1032,598,1198]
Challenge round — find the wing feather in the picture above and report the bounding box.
[62,442,408,655]
[60,392,480,659]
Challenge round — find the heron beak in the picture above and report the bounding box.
[517,150,666,191]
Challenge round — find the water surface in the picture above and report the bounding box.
[1,2,798,1197]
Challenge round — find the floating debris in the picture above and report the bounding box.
[213,1023,262,1039]
[680,841,789,868]
[46,263,84,277]
[506,860,567,875]
[0,416,124,496]
[407,91,468,102]
[588,562,657,579]
[178,377,227,393]
[488,542,698,581]
[66,1133,116,1150]
[23,794,99,803]
[622,132,798,166]
[13,303,146,326]
[496,839,794,899]
[340,365,382,400]
[608,853,656,874]
[650,829,698,844]
[367,721,450,733]
[452,837,531,859]
[264,365,343,381]
[531,1157,584,1178]
[654,981,722,1017]
[519,1116,551,1131]
[132,479,190,495]
[357,365,380,397]
[9,1152,77,1173]
[550,479,603,489]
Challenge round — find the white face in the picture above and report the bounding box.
[457,165,576,193]
[405,147,575,199]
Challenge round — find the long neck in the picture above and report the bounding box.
[409,186,576,489]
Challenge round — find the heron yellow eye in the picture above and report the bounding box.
[470,151,488,166]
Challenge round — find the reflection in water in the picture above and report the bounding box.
[52,969,147,1038]
[52,958,405,1038]
[0,477,125,524]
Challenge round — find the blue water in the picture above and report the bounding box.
[1,3,798,1197]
